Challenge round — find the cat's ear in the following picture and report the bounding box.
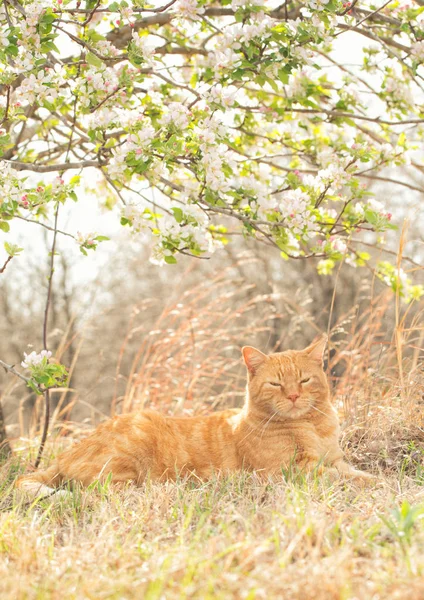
[242,346,267,375]
[303,334,327,364]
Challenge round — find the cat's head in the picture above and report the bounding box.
[242,336,329,419]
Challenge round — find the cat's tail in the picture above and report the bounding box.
[15,463,65,497]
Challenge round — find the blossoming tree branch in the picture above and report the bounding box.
[0,0,423,402]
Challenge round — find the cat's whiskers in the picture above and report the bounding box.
[310,404,332,418]
[259,410,280,441]
[240,415,274,443]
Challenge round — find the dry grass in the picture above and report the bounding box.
[1,257,424,599]
[2,459,424,599]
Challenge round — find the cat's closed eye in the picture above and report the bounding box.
[268,382,281,387]
[300,377,311,384]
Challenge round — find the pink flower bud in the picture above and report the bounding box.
[21,194,28,202]
[387,213,392,220]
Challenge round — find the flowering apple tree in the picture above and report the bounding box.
[0,0,424,403]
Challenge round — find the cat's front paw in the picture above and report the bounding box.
[345,469,380,487]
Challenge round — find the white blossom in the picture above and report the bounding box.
[161,102,190,129]
[411,41,424,63]
[22,350,52,369]
[176,0,205,20]
[278,188,315,237]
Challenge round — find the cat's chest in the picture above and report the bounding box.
[240,420,338,469]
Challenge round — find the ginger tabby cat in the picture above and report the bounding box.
[17,335,374,495]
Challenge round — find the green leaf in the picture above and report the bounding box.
[164,255,177,264]
[364,210,378,225]
[4,242,23,256]
[95,235,110,242]
[172,207,184,223]
[277,69,289,84]
[86,52,103,69]
[0,221,10,233]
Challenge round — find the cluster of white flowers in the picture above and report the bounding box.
[384,76,414,106]
[317,207,337,221]
[379,266,409,289]
[352,202,365,218]
[161,102,190,129]
[179,178,201,202]
[94,39,121,58]
[26,1,49,27]
[411,41,424,63]
[292,46,316,65]
[121,203,150,232]
[127,124,156,148]
[76,232,97,246]
[231,0,264,9]
[329,236,347,253]
[73,67,119,108]
[286,70,310,99]
[198,115,235,192]
[278,188,316,236]
[205,85,237,108]
[21,349,52,369]
[317,162,352,192]
[366,198,392,220]
[237,174,276,217]
[241,13,273,43]
[108,120,156,179]
[340,83,361,106]
[176,0,205,20]
[306,0,330,11]
[201,145,233,192]
[0,160,28,204]
[0,30,9,47]
[310,12,337,40]
[131,32,156,65]
[16,68,64,105]
[149,204,222,266]
[212,48,242,75]
[120,4,134,21]
[87,107,118,130]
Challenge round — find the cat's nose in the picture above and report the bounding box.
[288,393,300,403]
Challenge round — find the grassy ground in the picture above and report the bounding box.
[1,443,424,600]
[1,283,423,599]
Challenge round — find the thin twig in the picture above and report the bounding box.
[34,204,60,469]
[0,255,13,274]
[0,358,37,388]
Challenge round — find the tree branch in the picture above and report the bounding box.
[0,255,13,274]
[4,160,105,173]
